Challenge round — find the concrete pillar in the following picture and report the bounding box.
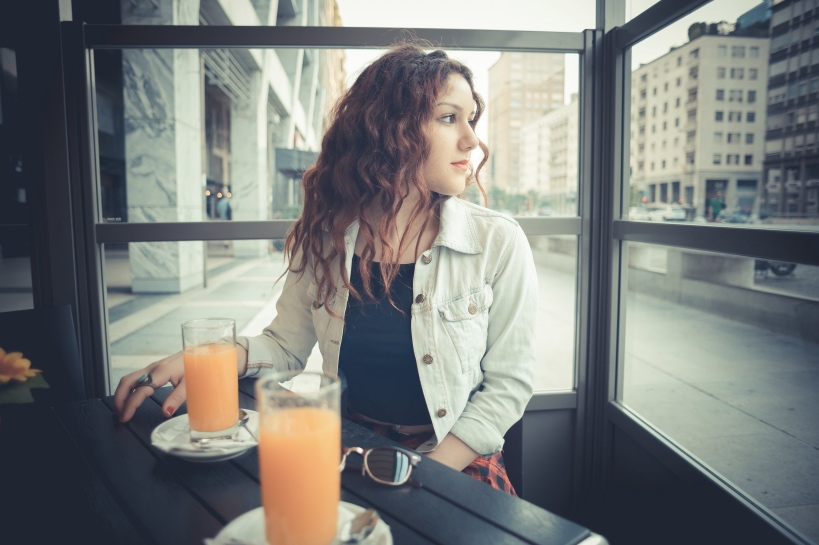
[121,0,204,293]
[231,69,270,257]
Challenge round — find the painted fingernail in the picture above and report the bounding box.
[166,406,175,417]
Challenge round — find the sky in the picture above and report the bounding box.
[334,0,766,141]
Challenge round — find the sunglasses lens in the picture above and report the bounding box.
[366,448,412,484]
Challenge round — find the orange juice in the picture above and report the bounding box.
[259,407,341,545]
[183,343,239,432]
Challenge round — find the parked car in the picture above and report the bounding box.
[716,208,751,224]
[628,206,650,220]
[647,204,686,222]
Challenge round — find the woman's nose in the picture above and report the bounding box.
[461,126,479,150]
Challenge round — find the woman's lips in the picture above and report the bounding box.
[452,161,469,172]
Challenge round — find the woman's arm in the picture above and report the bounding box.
[448,224,538,455]
[425,433,480,471]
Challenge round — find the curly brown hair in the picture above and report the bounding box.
[284,42,488,312]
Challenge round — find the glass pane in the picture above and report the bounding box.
[0,47,33,312]
[626,0,819,228]
[105,234,576,392]
[94,47,343,224]
[531,235,577,391]
[95,48,578,223]
[337,0,595,32]
[104,240,295,388]
[622,242,819,543]
[625,0,660,23]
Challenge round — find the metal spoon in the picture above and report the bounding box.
[238,409,258,442]
[339,508,379,544]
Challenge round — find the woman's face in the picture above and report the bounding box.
[422,74,480,196]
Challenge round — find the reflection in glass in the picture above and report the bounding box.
[0,47,33,312]
[627,0,818,228]
[622,242,819,542]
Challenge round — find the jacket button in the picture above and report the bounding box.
[415,293,425,304]
[436,408,447,418]
[468,303,478,315]
[421,254,432,265]
[422,354,434,364]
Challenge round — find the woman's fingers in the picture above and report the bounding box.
[161,380,187,418]
[112,352,186,422]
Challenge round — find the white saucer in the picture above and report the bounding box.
[150,410,259,463]
[206,501,392,545]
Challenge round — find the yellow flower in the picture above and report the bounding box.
[0,347,42,384]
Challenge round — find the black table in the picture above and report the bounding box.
[0,380,603,545]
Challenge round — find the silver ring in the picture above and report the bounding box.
[133,372,158,391]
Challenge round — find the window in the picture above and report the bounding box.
[713,153,722,165]
[750,46,759,58]
[748,90,756,103]
[726,153,740,164]
[716,111,724,121]
[677,56,682,66]
[664,82,668,92]
[662,160,666,169]
[728,111,742,122]
[716,89,725,101]
[676,77,681,87]
[717,67,726,79]
[730,68,744,79]
[675,97,681,107]
[653,87,657,96]
[749,68,758,80]
[662,121,667,130]
[732,46,745,58]
[652,106,657,116]
[746,133,754,144]
[663,102,668,113]
[717,45,727,57]
[747,111,756,123]
[729,90,743,102]
[745,154,753,165]
[714,132,723,143]
[675,117,680,127]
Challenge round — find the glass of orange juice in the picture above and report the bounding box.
[256,371,341,545]
[181,318,240,443]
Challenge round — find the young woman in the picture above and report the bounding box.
[114,43,538,495]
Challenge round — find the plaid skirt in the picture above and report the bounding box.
[356,421,518,497]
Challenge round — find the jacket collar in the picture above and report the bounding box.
[433,198,483,254]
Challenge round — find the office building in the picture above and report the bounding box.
[487,52,565,196]
[763,0,819,220]
[630,34,769,218]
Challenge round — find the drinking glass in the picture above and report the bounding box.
[181,318,239,442]
[256,371,342,545]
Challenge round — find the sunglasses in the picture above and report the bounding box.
[340,446,422,488]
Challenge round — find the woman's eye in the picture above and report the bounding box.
[440,114,456,124]
[468,118,476,127]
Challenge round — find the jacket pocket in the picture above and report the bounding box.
[438,284,494,374]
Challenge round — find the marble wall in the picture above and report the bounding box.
[123,0,204,293]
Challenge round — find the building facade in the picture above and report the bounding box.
[97,0,345,292]
[763,0,819,220]
[519,94,579,216]
[487,52,565,199]
[630,34,770,219]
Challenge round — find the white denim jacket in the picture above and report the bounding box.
[238,198,537,455]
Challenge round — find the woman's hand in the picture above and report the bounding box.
[113,345,249,423]
[112,351,186,423]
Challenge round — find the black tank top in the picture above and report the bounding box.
[337,254,431,425]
